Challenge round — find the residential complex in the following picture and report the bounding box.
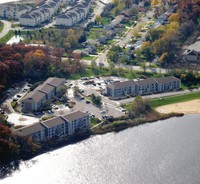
[106,76,181,99]
[55,0,93,26]
[19,0,62,27]
[21,77,65,112]
[13,111,90,142]
[183,36,200,62]
[0,4,32,20]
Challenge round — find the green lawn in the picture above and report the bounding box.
[11,23,20,28]
[101,17,110,25]
[150,91,200,108]
[0,21,4,33]
[0,30,14,44]
[69,66,162,80]
[87,27,104,39]
[82,55,96,60]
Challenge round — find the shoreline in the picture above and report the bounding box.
[156,99,200,115]
[0,111,184,178]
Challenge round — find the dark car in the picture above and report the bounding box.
[85,100,91,104]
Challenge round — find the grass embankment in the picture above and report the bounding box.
[0,21,4,33]
[92,96,184,134]
[150,91,200,108]
[92,110,183,134]
[0,30,14,44]
[69,66,163,80]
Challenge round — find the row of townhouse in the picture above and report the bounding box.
[0,4,32,20]
[19,0,62,27]
[55,0,92,26]
[106,76,181,99]
[21,77,65,112]
[13,111,90,142]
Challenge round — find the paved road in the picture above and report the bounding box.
[118,88,200,105]
[0,20,11,39]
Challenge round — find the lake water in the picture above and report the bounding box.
[1,114,200,184]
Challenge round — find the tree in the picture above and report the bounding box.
[169,13,181,23]
[124,0,132,7]
[74,86,81,97]
[141,62,147,73]
[95,15,102,25]
[57,85,67,98]
[141,42,154,60]
[91,93,102,106]
[130,96,151,116]
[151,0,160,6]
[112,0,120,6]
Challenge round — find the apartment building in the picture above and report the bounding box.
[55,0,92,26]
[19,0,62,27]
[21,77,65,112]
[0,4,32,20]
[106,76,181,99]
[13,111,90,142]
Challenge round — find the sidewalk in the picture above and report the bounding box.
[0,20,11,39]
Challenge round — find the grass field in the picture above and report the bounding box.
[0,30,14,44]
[0,21,4,33]
[150,91,200,108]
[82,55,96,60]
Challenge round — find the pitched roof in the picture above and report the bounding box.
[136,78,157,86]
[22,90,46,103]
[20,14,34,19]
[13,123,45,136]
[155,76,180,84]
[41,116,66,128]
[35,83,55,94]
[45,77,65,87]
[107,80,137,89]
[62,111,88,122]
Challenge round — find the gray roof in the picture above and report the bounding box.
[107,80,137,89]
[155,76,180,84]
[42,116,66,128]
[20,14,34,19]
[136,78,157,86]
[45,77,65,87]
[35,83,55,94]
[107,76,180,89]
[22,90,46,103]
[13,123,45,136]
[62,111,88,122]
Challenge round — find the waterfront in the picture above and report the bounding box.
[1,114,200,184]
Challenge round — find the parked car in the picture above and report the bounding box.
[85,100,91,104]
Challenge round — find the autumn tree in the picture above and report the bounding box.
[168,13,181,23]
[23,49,49,79]
[95,15,102,24]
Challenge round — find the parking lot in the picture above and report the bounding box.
[2,76,129,126]
[66,76,127,119]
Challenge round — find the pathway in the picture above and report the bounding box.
[0,20,11,39]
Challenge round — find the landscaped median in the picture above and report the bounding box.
[0,21,4,33]
[0,30,14,44]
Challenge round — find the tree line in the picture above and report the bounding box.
[0,44,85,95]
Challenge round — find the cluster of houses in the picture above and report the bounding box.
[19,0,62,27]
[21,77,65,112]
[106,76,181,99]
[0,4,32,20]
[183,36,200,63]
[55,0,93,26]
[13,111,90,142]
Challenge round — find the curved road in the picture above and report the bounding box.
[0,20,11,39]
